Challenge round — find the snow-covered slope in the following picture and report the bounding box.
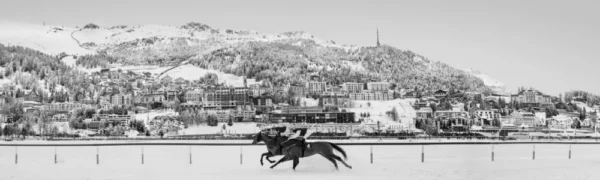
[0,21,357,56]
[0,21,92,55]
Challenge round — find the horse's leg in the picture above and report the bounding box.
[265,154,276,163]
[322,155,338,170]
[270,156,291,169]
[292,157,300,171]
[260,152,271,166]
[330,155,352,169]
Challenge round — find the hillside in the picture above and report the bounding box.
[193,39,490,92]
[0,21,495,92]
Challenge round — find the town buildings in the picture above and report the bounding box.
[367,82,389,92]
[41,102,93,113]
[341,82,364,93]
[111,94,133,107]
[268,106,355,123]
[320,93,351,108]
[307,81,327,94]
[184,89,203,102]
[511,88,553,109]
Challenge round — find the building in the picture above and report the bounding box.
[51,114,69,122]
[475,110,501,120]
[367,82,389,92]
[136,93,165,104]
[204,88,251,106]
[93,114,133,125]
[184,89,203,102]
[511,88,552,109]
[269,106,355,124]
[416,107,434,119]
[111,94,133,107]
[434,110,470,125]
[41,102,93,113]
[249,85,272,97]
[511,111,538,127]
[252,95,273,114]
[157,87,179,101]
[341,82,364,93]
[307,81,327,94]
[24,90,42,103]
[320,93,351,108]
[349,91,393,101]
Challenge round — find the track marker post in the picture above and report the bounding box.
[370,145,373,164]
[491,145,495,162]
[96,146,99,165]
[15,146,18,164]
[141,146,144,164]
[240,146,243,165]
[55,147,57,164]
[421,145,424,163]
[532,145,536,160]
[569,144,572,159]
[189,146,192,165]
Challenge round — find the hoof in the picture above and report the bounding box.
[348,166,353,169]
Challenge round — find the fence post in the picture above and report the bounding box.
[421,145,424,163]
[532,145,535,160]
[141,146,144,165]
[189,146,192,165]
[15,146,18,164]
[569,144,572,159]
[96,146,99,165]
[370,145,373,164]
[491,145,494,162]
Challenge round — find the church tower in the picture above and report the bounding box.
[376,28,381,47]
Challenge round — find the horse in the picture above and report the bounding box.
[252,131,352,170]
[252,131,288,166]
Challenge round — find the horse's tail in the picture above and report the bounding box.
[328,142,347,160]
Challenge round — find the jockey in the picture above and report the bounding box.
[280,126,314,156]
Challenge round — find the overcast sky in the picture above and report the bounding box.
[1,0,599,96]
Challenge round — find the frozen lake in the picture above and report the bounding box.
[1,143,600,180]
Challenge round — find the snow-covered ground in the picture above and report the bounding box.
[0,144,598,180]
[133,110,178,124]
[345,99,417,129]
[182,123,262,135]
[0,21,92,55]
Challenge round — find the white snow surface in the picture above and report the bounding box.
[346,99,417,128]
[0,21,92,55]
[0,21,359,57]
[0,143,598,180]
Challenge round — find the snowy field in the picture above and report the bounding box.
[1,143,599,180]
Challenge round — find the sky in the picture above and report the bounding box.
[1,0,599,96]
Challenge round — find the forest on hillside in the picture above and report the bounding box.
[192,39,490,92]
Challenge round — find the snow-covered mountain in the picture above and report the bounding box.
[0,21,499,93]
[0,21,355,56]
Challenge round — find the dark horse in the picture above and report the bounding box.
[252,132,352,170]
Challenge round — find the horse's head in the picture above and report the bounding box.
[252,131,263,144]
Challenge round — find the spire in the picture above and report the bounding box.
[376,27,381,47]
